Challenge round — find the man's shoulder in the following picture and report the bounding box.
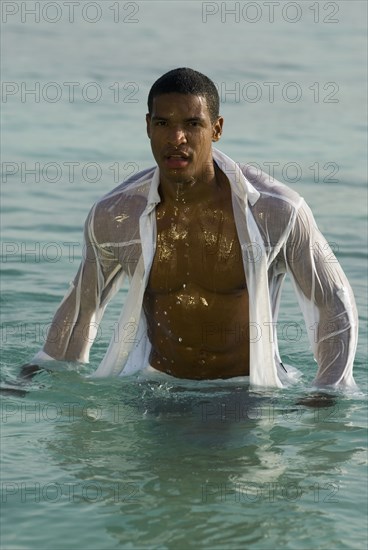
[239,163,303,208]
[87,165,156,240]
[97,165,156,205]
[91,165,155,216]
[239,164,305,240]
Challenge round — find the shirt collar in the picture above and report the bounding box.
[145,165,161,211]
[212,148,260,206]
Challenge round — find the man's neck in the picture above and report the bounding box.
[158,162,225,204]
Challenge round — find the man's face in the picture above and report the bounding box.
[146,93,223,185]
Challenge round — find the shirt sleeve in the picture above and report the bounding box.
[36,204,124,363]
[285,200,358,388]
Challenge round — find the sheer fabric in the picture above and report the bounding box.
[33,149,358,388]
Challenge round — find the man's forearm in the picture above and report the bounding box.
[312,299,358,388]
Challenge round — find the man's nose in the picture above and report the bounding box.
[167,127,187,145]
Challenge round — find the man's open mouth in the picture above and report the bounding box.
[164,152,190,168]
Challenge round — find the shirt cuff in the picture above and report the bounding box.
[31,350,55,363]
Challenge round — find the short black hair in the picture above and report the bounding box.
[147,68,220,122]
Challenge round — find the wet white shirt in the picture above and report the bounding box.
[33,148,358,388]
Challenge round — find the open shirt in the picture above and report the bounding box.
[33,148,358,388]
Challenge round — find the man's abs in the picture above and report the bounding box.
[143,282,250,379]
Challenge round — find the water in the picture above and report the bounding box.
[1,1,367,548]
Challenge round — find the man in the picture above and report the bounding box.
[21,68,358,389]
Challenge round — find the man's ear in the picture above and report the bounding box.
[146,113,151,139]
[212,116,224,142]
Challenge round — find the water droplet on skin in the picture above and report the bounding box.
[157,323,160,326]
[183,284,186,289]
[176,301,180,305]
[178,337,182,342]
[164,311,167,315]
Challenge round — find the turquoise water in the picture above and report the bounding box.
[1,1,367,548]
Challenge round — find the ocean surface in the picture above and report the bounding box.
[1,1,367,549]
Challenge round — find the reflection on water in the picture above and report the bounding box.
[12,371,361,548]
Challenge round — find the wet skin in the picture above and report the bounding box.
[143,94,250,379]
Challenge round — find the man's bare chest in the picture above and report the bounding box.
[148,201,246,293]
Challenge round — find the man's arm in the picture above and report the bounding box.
[285,201,358,388]
[21,205,123,373]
